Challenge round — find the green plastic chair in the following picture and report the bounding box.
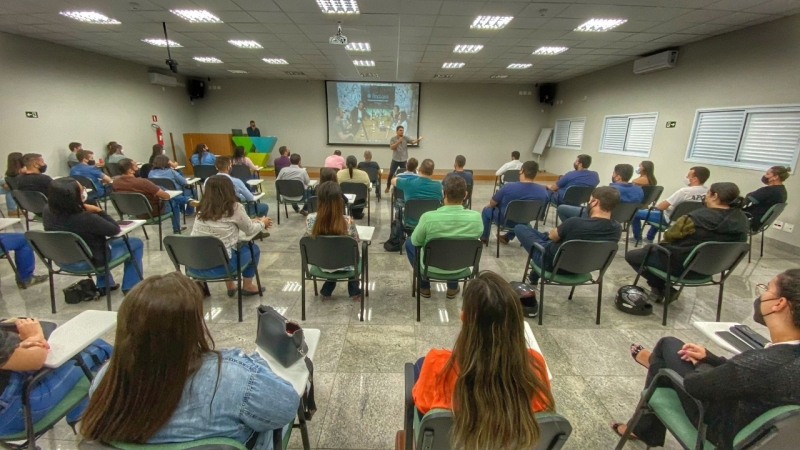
[615,368,800,450]
[746,202,786,262]
[9,190,46,231]
[110,192,176,251]
[491,199,547,258]
[412,238,483,321]
[299,235,367,321]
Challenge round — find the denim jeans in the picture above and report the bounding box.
[60,237,144,291]
[0,233,35,282]
[166,196,194,230]
[480,207,521,241]
[514,225,548,285]
[1,186,16,212]
[246,202,269,217]
[631,209,661,241]
[387,160,406,186]
[556,205,587,222]
[405,238,457,289]
[189,244,260,279]
[321,279,360,297]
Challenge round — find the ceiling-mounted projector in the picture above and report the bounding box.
[329,22,348,45]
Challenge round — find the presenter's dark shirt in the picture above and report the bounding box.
[247,127,261,137]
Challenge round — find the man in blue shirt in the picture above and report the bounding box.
[70,149,113,200]
[547,154,600,205]
[392,158,442,226]
[557,163,644,221]
[481,161,550,245]
[442,155,473,186]
[209,157,268,218]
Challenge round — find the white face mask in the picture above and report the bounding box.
[683,177,691,186]
[81,189,88,203]
[635,168,641,175]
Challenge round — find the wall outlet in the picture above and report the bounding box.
[773,221,785,230]
[784,223,794,233]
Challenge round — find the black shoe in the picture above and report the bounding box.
[98,284,121,296]
[173,226,187,234]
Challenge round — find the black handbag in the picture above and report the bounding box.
[63,279,99,304]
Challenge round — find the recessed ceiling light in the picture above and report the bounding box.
[490,75,509,79]
[59,11,120,24]
[434,74,453,79]
[285,71,306,76]
[193,56,223,64]
[170,10,223,23]
[316,0,359,14]
[442,62,465,69]
[471,16,513,29]
[263,58,289,65]
[454,44,483,53]
[345,42,371,52]
[533,46,568,55]
[228,70,248,74]
[228,40,262,49]
[141,38,182,48]
[507,63,532,69]
[360,73,379,78]
[575,18,627,32]
[353,60,375,67]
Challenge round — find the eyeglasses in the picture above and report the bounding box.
[756,283,770,294]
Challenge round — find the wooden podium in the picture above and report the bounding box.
[182,133,235,175]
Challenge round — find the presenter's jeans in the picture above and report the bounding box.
[60,237,144,292]
[631,209,661,241]
[481,207,521,241]
[387,160,406,187]
[404,238,458,289]
[0,233,35,282]
[189,244,260,280]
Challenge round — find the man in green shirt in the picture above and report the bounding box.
[406,176,482,298]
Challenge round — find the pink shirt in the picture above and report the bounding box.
[324,154,346,170]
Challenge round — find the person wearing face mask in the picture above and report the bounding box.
[70,149,114,201]
[149,144,180,169]
[625,181,748,303]
[481,161,549,246]
[15,153,53,196]
[632,161,657,186]
[190,143,216,167]
[107,144,126,164]
[556,163,644,222]
[742,166,790,231]
[546,154,600,205]
[613,268,800,450]
[630,166,710,245]
[208,157,268,219]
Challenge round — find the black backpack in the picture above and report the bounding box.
[383,217,405,252]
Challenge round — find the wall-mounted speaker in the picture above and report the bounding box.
[539,83,556,105]
[188,79,206,100]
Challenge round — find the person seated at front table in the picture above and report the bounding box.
[210,157,268,218]
[302,168,349,213]
[80,272,298,449]
[546,154,600,205]
[15,153,53,196]
[612,268,800,450]
[232,145,259,172]
[632,160,657,186]
[337,156,371,220]
[442,155,473,186]
[743,165,790,231]
[190,143,216,166]
[246,120,261,137]
[516,186,622,286]
[305,181,361,301]
[0,318,111,436]
[391,158,442,227]
[69,149,113,200]
[625,182,748,304]
[43,178,144,294]
[481,161,549,246]
[148,144,180,168]
[324,150,346,170]
[148,155,196,217]
[273,146,291,175]
[275,153,311,216]
[114,159,190,234]
[495,150,523,182]
[413,271,554,450]
[190,176,270,297]
[557,163,644,222]
[405,176,482,298]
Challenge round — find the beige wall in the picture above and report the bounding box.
[542,14,800,248]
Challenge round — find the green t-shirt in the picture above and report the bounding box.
[410,205,483,274]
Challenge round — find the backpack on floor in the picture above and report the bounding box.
[511,281,538,318]
[383,217,405,252]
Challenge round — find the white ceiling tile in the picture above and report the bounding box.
[517,3,571,18]
[679,23,733,34]
[745,0,800,15]
[398,1,443,15]
[704,0,773,11]
[229,23,267,32]
[191,0,245,11]
[673,9,732,23]
[250,11,294,23]
[231,0,280,11]
[646,20,698,33]
[710,11,774,25]
[621,32,667,42]
[651,33,702,43]
[213,11,258,22]
[556,4,692,22]
[539,18,586,31]
[439,2,486,16]
[357,0,401,14]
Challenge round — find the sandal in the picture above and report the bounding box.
[630,343,647,368]
[610,422,638,441]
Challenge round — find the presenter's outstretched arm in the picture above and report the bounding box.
[411,135,424,145]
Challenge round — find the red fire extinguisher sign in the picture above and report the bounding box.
[152,115,158,122]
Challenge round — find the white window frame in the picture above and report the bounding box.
[552,117,586,150]
[685,104,800,171]
[598,112,658,157]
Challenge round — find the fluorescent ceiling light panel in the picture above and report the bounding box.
[193,56,223,63]
[491,75,509,79]
[434,74,452,79]
[285,71,306,75]
[228,70,248,73]
[575,18,627,32]
[59,11,120,24]
[263,58,289,64]
[533,46,568,55]
[442,62,465,69]
[353,60,375,67]
[454,44,483,53]
[345,42,371,51]
[316,0,360,14]
[471,16,513,29]
[142,38,182,47]
[170,10,223,23]
[507,63,532,69]
[228,40,262,49]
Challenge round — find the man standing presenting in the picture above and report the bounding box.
[386,125,423,194]
[246,121,261,137]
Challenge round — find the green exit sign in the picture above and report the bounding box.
[25,111,38,119]
[666,121,676,128]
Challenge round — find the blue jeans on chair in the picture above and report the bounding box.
[556,205,587,222]
[514,225,548,285]
[321,279,360,297]
[1,186,16,212]
[189,244,260,279]
[405,238,457,290]
[59,238,144,292]
[481,207,521,241]
[631,209,661,241]
[246,202,269,217]
[0,233,35,282]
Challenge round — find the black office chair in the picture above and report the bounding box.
[747,202,787,262]
[391,186,405,223]
[71,175,110,211]
[306,196,318,214]
[491,199,546,258]
[230,165,261,193]
[10,190,47,231]
[193,165,218,197]
[110,192,176,251]
[412,239,482,321]
[640,185,664,209]
[104,162,122,177]
[464,183,474,209]
[341,182,370,225]
[299,235,367,321]
[275,179,307,224]
[646,201,704,244]
[611,202,643,253]
[400,199,441,255]
[554,185,594,226]
[493,170,520,194]
[362,166,381,200]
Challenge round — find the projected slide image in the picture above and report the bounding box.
[326,81,420,145]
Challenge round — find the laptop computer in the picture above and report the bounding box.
[232,129,244,136]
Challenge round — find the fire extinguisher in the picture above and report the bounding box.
[152,124,164,146]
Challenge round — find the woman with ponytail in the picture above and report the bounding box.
[337,155,370,220]
[743,166,790,231]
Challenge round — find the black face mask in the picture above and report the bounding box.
[88,160,96,166]
[39,164,47,174]
[761,175,770,185]
[753,295,779,325]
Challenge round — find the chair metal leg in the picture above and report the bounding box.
[237,256,243,323]
[537,280,545,326]
[596,279,603,325]
[760,229,765,257]
[662,279,671,327]
[142,225,149,240]
[568,286,576,300]
[748,233,753,263]
[716,283,725,322]
[105,263,113,311]
[496,225,501,258]
[277,201,281,225]
[158,220,163,251]
[284,202,289,219]
[624,223,630,254]
[301,271,307,321]
[416,250,421,322]
[48,271,56,314]
[614,398,649,450]
[313,279,318,296]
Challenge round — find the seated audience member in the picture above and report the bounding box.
[0,318,111,436]
[190,176,270,295]
[406,176,481,298]
[80,272,297,448]
[397,158,418,179]
[305,181,361,300]
[495,151,523,181]
[481,161,549,246]
[0,222,47,287]
[612,269,800,450]
[15,153,53,196]
[273,146,291,175]
[275,153,311,215]
[338,156,370,220]
[70,149,113,199]
[630,166,710,245]
[413,271,554,450]
[44,178,144,294]
[232,145,258,172]
[743,166,790,231]
[302,168,348,213]
[2,152,25,216]
[148,155,196,217]
[149,144,179,168]
[557,163,644,222]
[632,161,657,186]
[357,150,381,196]
[625,182,748,303]
[324,150,346,170]
[105,141,117,160]
[190,143,216,166]
[67,142,82,168]
[516,186,622,285]
[546,154,600,205]
[113,159,189,233]
[107,144,127,164]
[392,158,442,226]
[211,157,268,218]
[442,155,473,186]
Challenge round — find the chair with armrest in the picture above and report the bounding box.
[746,202,786,262]
[149,178,188,225]
[105,163,122,177]
[193,166,218,197]
[400,199,441,255]
[275,180,307,225]
[493,169,520,194]
[110,192,175,251]
[341,182,370,225]
[492,199,546,258]
[10,190,47,231]
[412,239,482,321]
[299,235,366,321]
[640,185,664,210]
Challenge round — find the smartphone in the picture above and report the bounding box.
[730,325,770,348]
[715,331,756,353]
[117,220,133,226]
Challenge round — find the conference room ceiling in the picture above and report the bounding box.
[0,0,797,84]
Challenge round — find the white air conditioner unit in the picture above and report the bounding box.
[148,72,178,87]
[633,50,678,75]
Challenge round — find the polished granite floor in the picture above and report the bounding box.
[1,181,798,450]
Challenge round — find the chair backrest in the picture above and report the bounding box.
[341,182,368,203]
[307,196,318,213]
[503,170,520,183]
[275,179,306,198]
[561,186,594,206]
[72,174,100,193]
[682,241,750,277]
[641,185,664,206]
[503,200,546,225]
[149,177,178,191]
[394,186,405,201]
[4,176,19,190]
[110,192,154,217]
[163,235,231,272]
[139,163,153,179]
[733,405,800,450]
[755,203,787,232]
[299,235,359,272]
[464,169,473,175]
[421,239,482,274]
[11,190,48,215]
[611,202,641,224]
[105,162,122,177]
[230,165,251,184]
[24,230,94,266]
[404,199,440,223]
[193,165,218,180]
[668,201,704,224]
[551,240,619,275]
[362,167,379,183]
